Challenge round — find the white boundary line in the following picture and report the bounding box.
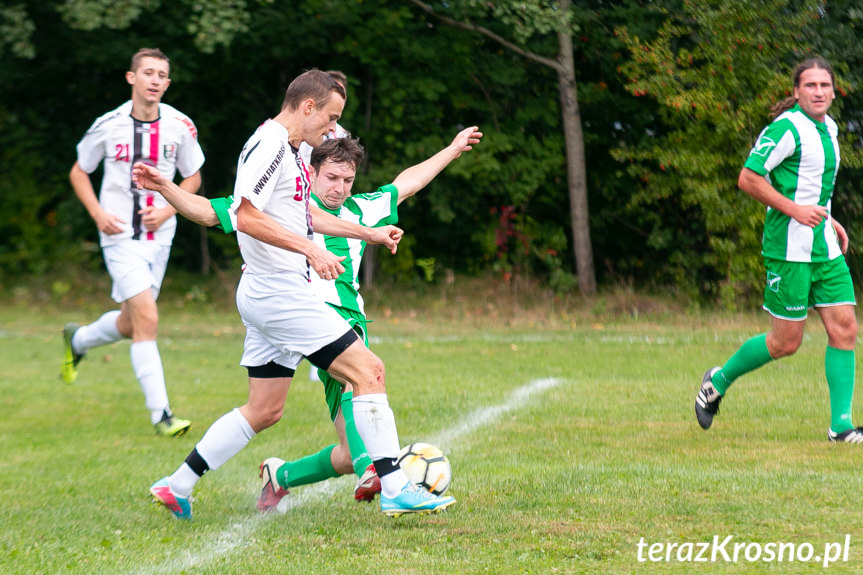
[141,377,564,574]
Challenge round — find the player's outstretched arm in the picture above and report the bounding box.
[310,205,403,254]
[391,125,482,205]
[132,161,219,227]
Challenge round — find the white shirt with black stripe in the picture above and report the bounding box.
[75,100,205,246]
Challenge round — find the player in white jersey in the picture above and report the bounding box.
[257,127,482,509]
[696,57,863,443]
[62,48,204,437]
[146,69,455,519]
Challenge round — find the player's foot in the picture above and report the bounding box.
[61,322,84,384]
[380,481,456,518]
[828,427,863,444]
[154,411,191,437]
[258,457,289,512]
[150,477,192,519]
[695,367,722,430]
[354,464,382,502]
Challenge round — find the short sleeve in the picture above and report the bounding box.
[75,120,108,174]
[232,134,289,212]
[174,116,206,178]
[744,119,797,176]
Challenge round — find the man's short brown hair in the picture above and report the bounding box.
[130,48,170,73]
[310,137,365,171]
[281,69,347,112]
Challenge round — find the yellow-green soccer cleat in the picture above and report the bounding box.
[154,413,191,437]
[61,323,84,384]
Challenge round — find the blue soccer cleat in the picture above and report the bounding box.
[380,481,456,518]
[150,477,192,519]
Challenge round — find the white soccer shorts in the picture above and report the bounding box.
[103,241,170,303]
[236,272,353,370]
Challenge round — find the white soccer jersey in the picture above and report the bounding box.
[310,185,399,314]
[75,100,205,246]
[231,120,313,276]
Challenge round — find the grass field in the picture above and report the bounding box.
[3,281,863,574]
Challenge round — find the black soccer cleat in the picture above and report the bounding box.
[695,367,722,430]
[828,427,863,444]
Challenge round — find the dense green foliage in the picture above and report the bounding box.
[616,0,863,306]
[2,1,862,303]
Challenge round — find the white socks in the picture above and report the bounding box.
[71,310,122,354]
[169,408,256,497]
[130,340,170,424]
[352,393,410,496]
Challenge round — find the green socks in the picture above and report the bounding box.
[826,346,855,434]
[712,334,773,395]
[712,337,856,433]
[277,444,338,489]
[275,390,374,489]
[341,390,373,476]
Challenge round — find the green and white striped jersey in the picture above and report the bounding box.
[310,184,399,315]
[743,104,841,263]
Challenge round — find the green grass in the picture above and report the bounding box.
[3,285,863,574]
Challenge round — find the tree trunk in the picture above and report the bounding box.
[406,0,596,294]
[556,2,596,296]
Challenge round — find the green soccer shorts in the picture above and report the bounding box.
[762,256,856,320]
[317,305,370,422]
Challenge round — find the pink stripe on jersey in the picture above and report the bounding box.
[149,121,160,166]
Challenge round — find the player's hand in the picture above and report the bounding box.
[450,126,483,157]
[792,204,828,228]
[368,225,403,254]
[132,162,165,191]
[94,209,125,235]
[833,218,849,254]
[138,205,173,231]
[308,245,346,280]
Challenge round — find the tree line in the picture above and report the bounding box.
[2,0,862,306]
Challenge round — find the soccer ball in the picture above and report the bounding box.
[397,442,452,495]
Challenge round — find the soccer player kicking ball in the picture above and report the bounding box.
[234,128,482,509]
[141,69,455,519]
[696,57,863,443]
[135,126,481,509]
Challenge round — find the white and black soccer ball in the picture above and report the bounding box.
[396,442,452,495]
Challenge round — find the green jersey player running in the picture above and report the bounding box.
[695,57,862,443]
[134,125,482,506]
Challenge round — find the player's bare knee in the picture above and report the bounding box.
[768,335,802,358]
[357,353,386,394]
[260,406,284,429]
[246,404,284,432]
[774,340,801,358]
